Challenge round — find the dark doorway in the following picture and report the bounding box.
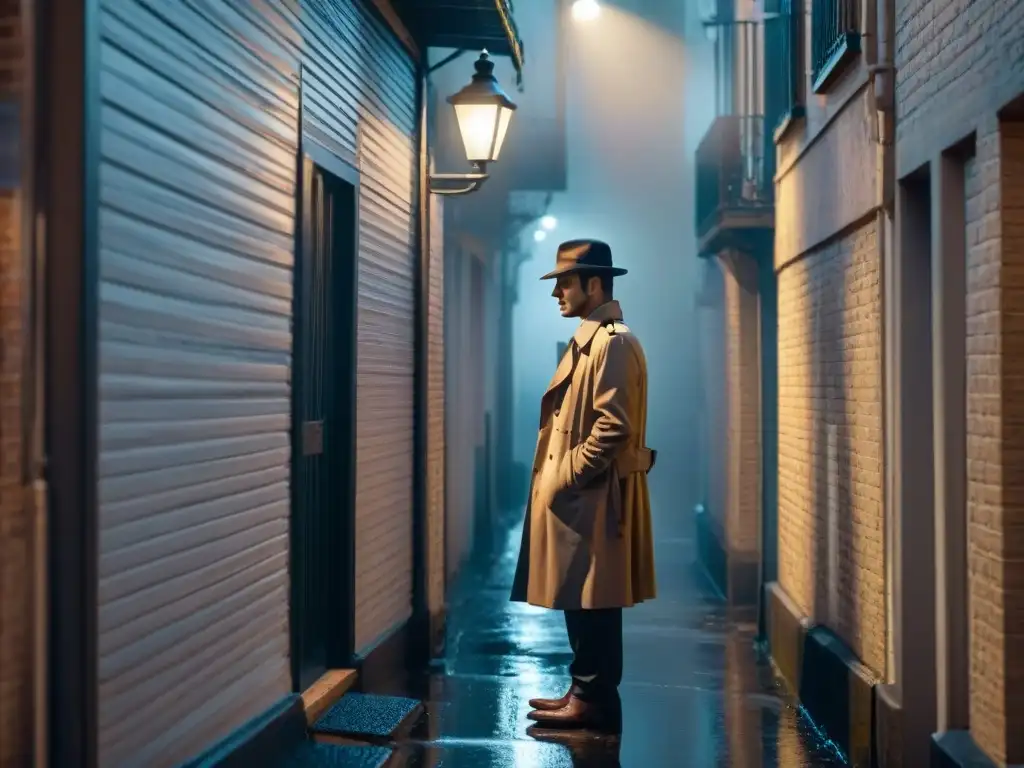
[291,148,359,692]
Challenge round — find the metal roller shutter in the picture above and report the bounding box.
[95,2,299,765]
[298,0,418,652]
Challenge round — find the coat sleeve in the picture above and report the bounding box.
[558,333,638,491]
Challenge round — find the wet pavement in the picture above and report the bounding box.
[373,511,845,767]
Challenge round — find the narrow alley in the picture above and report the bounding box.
[351,508,844,767]
[4,1,1024,767]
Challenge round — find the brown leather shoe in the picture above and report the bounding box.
[527,695,621,733]
[528,690,571,711]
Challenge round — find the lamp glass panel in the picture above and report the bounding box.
[490,106,514,161]
[454,103,501,162]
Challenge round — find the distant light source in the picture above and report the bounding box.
[540,215,558,231]
[703,23,718,43]
[534,230,548,243]
[572,0,600,22]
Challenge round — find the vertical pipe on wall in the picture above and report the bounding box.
[873,0,896,686]
[411,62,431,663]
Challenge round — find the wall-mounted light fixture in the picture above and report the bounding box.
[572,0,600,22]
[429,51,518,197]
[540,215,558,231]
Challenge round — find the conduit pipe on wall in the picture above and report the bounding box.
[871,0,897,689]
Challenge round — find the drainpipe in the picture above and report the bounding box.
[869,0,897,687]
[411,60,433,664]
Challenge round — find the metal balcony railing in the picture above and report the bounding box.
[811,0,860,91]
[695,114,773,238]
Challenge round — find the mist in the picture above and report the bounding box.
[508,0,718,525]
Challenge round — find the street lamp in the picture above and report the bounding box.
[540,215,557,230]
[572,0,600,22]
[429,51,518,196]
[534,229,548,243]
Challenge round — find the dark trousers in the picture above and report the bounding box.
[564,608,623,702]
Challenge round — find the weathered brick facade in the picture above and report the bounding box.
[895,0,1024,760]
[721,251,761,597]
[998,119,1024,766]
[696,251,762,604]
[956,117,1024,766]
[776,221,886,674]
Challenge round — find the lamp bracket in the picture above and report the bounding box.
[428,161,489,196]
[428,48,471,75]
[428,171,489,196]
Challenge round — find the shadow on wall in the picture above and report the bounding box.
[512,0,701,524]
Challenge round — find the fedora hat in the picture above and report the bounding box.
[540,239,628,280]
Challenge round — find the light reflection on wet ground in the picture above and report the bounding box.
[372,512,845,767]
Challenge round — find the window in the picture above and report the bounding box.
[767,0,806,142]
[811,0,861,93]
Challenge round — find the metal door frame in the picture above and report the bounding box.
[38,0,101,766]
[289,132,360,691]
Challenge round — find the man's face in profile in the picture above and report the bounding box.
[551,273,590,318]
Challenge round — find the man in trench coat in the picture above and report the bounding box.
[511,238,657,732]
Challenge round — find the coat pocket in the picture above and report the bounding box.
[549,486,597,539]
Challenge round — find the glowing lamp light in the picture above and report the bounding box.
[448,51,517,165]
[540,215,558,231]
[572,0,601,22]
[534,230,548,243]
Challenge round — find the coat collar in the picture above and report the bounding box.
[572,300,623,350]
[541,301,624,400]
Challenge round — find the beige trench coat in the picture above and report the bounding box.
[511,300,657,610]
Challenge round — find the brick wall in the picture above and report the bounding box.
[963,117,1024,767]
[895,0,1024,164]
[722,251,761,563]
[0,191,27,766]
[894,0,1024,758]
[776,219,886,674]
[696,259,728,542]
[963,120,1002,765]
[894,0,1024,177]
[999,118,1024,767]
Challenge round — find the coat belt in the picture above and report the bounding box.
[615,447,657,475]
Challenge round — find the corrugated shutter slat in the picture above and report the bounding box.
[298,1,417,652]
[95,1,299,765]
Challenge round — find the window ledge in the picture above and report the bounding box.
[812,32,861,94]
[773,105,806,145]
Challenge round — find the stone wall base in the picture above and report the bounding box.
[765,581,880,766]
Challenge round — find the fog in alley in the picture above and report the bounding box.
[433,0,720,522]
